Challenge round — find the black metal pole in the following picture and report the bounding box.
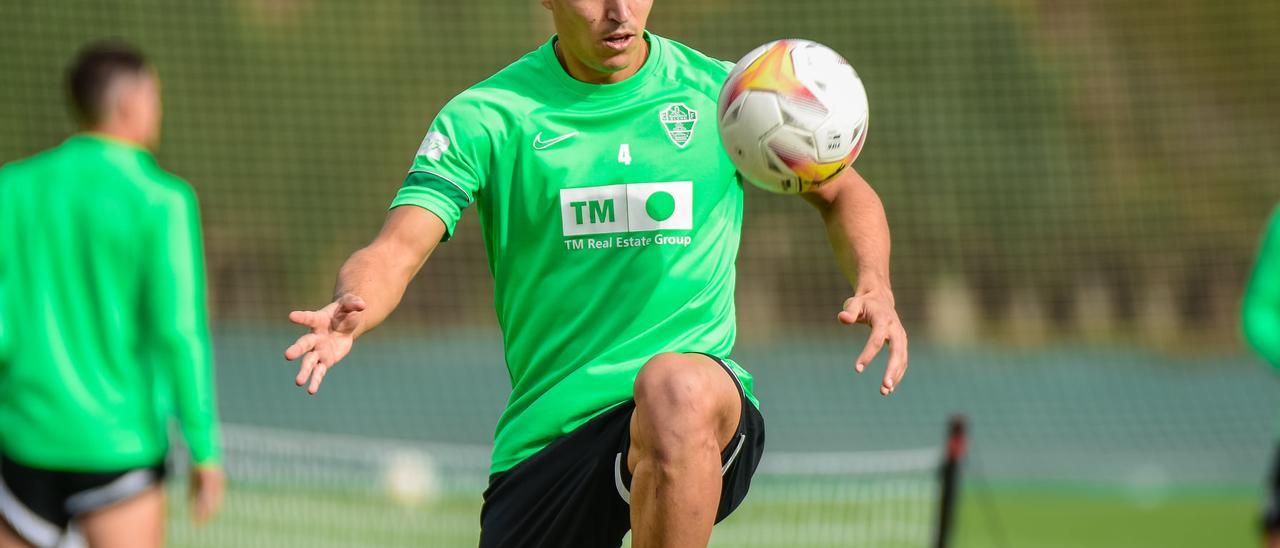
[935,414,968,548]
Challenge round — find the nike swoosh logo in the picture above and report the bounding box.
[532,131,580,150]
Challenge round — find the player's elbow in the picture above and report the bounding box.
[150,321,209,366]
[800,171,847,212]
[803,168,880,215]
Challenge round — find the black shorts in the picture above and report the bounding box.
[1265,443,1280,533]
[479,354,765,548]
[0,453,167,547]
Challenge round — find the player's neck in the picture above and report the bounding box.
[553,38,649,85]
[84,123,150,150]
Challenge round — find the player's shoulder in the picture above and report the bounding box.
[439,46,547,120]
[0,141,88,198]
[650,33,735,97]
[1266,203,1280,234]
[128,156,199,211]
[654,33,734,76]
[0,142,62,180]
[0,156,27,186]
[146,169,198,205]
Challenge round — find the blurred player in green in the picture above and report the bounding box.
[0,42,223,548]
[1247,205,1280,547]
[285,1,908,546]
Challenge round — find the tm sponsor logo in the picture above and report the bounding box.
[559,181,693,250]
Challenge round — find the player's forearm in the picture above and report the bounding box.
[332,245,419,338]
[806,171,894,298]
[328,207,445,339]
[173,339,222,465]
[168,272,220,465]
[160,307,220,465]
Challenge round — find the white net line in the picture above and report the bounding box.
[758,448,941,475]
[168,424,942,548]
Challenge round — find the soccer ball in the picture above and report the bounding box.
[382,449,439,507]
[717,39,869,194]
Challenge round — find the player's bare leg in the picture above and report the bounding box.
[628,353,742,548]
[75,485,165,548]
[1267,532,1280,548]
[0,516,32,548]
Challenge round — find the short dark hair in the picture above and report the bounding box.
[66,40,150,126]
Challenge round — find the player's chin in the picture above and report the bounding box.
[592,44,636,66]
[592,55,632,75]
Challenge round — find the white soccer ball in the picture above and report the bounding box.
[718,39,869,194]
[382,449,439,507]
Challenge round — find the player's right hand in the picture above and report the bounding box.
[284,293,367,394]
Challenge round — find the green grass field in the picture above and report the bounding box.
[952,488,1256,548]
[166,482,1259,547]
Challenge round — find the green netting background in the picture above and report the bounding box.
[2,1,1278,546]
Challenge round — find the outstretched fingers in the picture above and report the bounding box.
[296,351,319,387]
[295,352,330,395]
[285,298,361,396]
[307,363,329,395]
[839,293,909,396]
[879,326,909,396]
[288,309,323,328]
[284,333,317,361]
[856,328,886,374]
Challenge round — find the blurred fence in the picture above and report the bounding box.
[4,1,1277,348]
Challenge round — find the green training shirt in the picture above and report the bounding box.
[1244,205,1280,368]
[0,134,220,470]
[392,33,759,473]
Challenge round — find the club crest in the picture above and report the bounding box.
[419,131,450,161]
[659,103,698,148]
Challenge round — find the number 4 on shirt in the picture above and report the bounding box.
[618,144,632,166]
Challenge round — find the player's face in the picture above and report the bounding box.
[541,0,652,83]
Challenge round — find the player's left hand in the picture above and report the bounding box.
[189,464,225,524]
[838,289,908,396]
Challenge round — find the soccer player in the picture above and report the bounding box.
[284,1,908,546]
[1246,204,1280,547]
[0,42,223,548]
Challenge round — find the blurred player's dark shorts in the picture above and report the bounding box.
[1265,443,1280,534]
[479,353,765,548]
[0,452,167,546]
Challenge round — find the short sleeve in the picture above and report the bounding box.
[391,96,493,241]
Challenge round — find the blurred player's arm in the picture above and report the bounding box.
[0,168,8,362]
[802,167,908,396]
[1243,207,1280,368]
[284,206,445,394]
[144,183,224,521]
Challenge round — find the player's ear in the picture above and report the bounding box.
[540,0,553,11]
[112,79,139,125]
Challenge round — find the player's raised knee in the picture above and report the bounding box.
[634,353,717,420]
